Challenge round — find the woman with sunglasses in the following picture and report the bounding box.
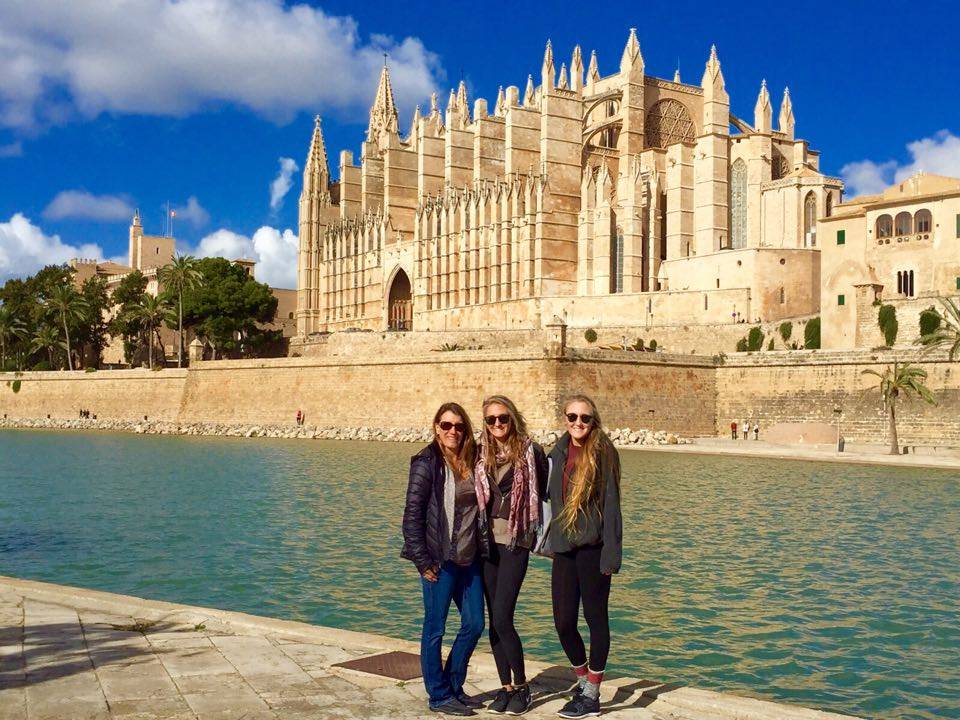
[547,395,622,719]
[473,395,548,715]
[402,402,489,716]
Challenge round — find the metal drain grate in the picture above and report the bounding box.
[333,650,422,680]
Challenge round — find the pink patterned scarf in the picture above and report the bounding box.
[474,434,540,543]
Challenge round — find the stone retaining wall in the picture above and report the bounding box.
[3,347,959,447]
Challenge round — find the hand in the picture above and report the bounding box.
[421,567,439,583]
[601,570,613,576]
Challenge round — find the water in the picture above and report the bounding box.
[1,430,957,719]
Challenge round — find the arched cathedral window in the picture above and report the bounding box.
[730,158,747,249]
[611,227,624,294]
[645,100,695,149]
[803,191,817,247]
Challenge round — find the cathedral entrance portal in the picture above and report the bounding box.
[387,269,412,331]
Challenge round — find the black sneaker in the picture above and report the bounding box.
[557,693,600,718]
[505,684,531,715]
[430,697,476,716]
[487,688,514,714]
[457,692,484,709]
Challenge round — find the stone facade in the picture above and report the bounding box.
[296,32,840,340]
[819,173,960,349]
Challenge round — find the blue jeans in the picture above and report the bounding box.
[420,560,485,707]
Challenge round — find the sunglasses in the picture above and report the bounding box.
[484,414,512,426]
[438,421,466,433]
[565,413,594,425]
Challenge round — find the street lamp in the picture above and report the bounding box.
[833,405,843,453]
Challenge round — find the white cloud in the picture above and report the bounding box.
[42,190,134,222]
[192,225,297,289]
[0,141,22,157]
[269,157,299,212]
[0,213,104,281]
[0,0,442,131]
[172,196,210,228]
[841,130,960,198]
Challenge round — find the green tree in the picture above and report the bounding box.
[0,305,26,370]
[181,258,278,359]
[108,271,149,365]
[31,325,65,368]
[804,317,821,349]
[862,362,937,455]
[125,294,174,369]
[747,326,764,351]
[778,321,793,344]
[918,306,941,338]
[736,337,748,352]
[158,254,204,367]
[44,285,87,370]
[877,304,898,347]
[918,297,960,360]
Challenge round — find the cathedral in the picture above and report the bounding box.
[295,30,842,338]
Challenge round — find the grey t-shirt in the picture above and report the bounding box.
[449,471,478,565]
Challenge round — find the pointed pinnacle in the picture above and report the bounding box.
[543,38,554,66]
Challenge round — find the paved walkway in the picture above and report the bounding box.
[0,576,856,720]
[632,437,960,471]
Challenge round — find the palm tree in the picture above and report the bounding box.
[31,325,66,368]
[0,305,25,370]
[125,294,174,369]
[158,254,203,367]
[918,297,960,360]
[862,361,937,455]
[44,285,87,371]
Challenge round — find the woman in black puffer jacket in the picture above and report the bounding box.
[401,402,489,716]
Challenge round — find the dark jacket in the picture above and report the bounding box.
[401,441,490,574]
[547,432,622,574]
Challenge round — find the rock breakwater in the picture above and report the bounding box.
[0,417,691,447]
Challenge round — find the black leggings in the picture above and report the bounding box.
[551,544,611,671]
[482,543,530,686]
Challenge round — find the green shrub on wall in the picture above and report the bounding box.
[584,328,598,343]
[633,338,645,351]
[736,337,748,352]
[878,304,898,347]
[747,326,764,351]
[919,306,941,338]
[804,317,821,349]
[767,338,775,351]
[779,321,793,343]
[649,339,658,351]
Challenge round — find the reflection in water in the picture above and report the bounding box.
[0,430,957,719]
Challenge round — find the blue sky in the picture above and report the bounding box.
[1,1,958,288]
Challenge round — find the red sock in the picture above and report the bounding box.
[587,669,604,685]
[573,662,588,679]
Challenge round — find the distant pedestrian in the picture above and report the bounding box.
[742,421,750,440]
[730,421,737,440]
[753,423,760,441]
[295,409,303,426]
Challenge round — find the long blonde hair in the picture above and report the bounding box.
[432,402,475,480]
[480,395,529,472]
[557,394,611,534]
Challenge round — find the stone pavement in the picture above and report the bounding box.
[640,437,960,471]
[0,576,857,720]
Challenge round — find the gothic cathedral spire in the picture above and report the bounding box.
[620,27,643,74]
[367,64,400,143]
[303,115,329,197]
[754,79,772,134]
[779,87,795,139]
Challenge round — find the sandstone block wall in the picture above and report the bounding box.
[0,369,188,421]
[716,350,960,446]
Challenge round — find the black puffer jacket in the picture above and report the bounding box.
[401,441,490,574]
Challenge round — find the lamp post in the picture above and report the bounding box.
[833,405,843,453]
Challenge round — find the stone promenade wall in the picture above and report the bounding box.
[716,349,960,446]
[0,369,188,421]
[3,348,958,447]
